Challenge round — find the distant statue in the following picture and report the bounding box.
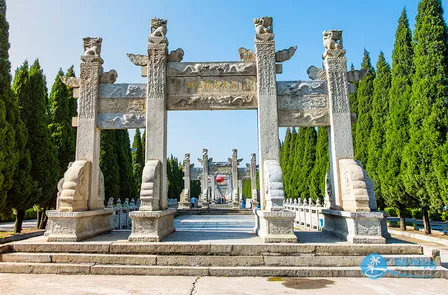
[323,30,343,51]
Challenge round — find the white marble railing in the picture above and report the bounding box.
[284,198,323,231]
[106,197,140,230]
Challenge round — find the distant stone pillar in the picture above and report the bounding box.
[129,18,175,242]
[200,148,210,208]
[253,16,296,243]
[230,149,240,209]
[250,153,258,208]
[238,179,243,207]
[179,153,191,209]
[211,176,216,203]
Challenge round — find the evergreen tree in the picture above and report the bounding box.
[280,128,292,198]
[309,127,329,202]
[354,50,376,166]
[167,155,183,201]
[48,69,76,177]
[349,64,359,141]
[297,127,317,200]
[100,130,120,200]
[8,62,39,232]
[291,127,306,198]
[114,130,136,198]
[132,129,144,195]
[242,179,251,200]
[366,52,391,207]
[16,60,59,228]
[0,0,18,211]
[378,9,416,230]
[285,128,298,198]
[403,0,448,234]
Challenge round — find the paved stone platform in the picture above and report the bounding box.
[0,274,447,294]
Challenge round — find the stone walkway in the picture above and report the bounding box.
[0,274,447,295]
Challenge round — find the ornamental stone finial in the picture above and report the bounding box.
[254,16,274,42]
[149,18,168,45]
[323,30,345,58]
[82,37,104,63]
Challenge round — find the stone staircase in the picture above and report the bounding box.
[0,242,446,278]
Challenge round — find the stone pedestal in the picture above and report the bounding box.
[254,210,297,243]
[45,209,113,242]
[322,209,389,244]
[128,209,176,242]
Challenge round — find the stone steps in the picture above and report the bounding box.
[0,262,446,278]
[0,252,434,267]
[8,242,425,256]
[1,242,445,278]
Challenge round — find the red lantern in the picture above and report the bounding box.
[216,176,225,183]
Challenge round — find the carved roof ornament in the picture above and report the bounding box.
[275,46,297,62]
[100,69,118,84]
[307,66,326,80]
[82,37,104,63]
[254,16,274,42]
[149,18,168,45]
[323,30,345,58]
[127,54,148,66]
[238,47,256,62]
[347,68,368,83]
[60,76,80,88]
[167,48,184,62]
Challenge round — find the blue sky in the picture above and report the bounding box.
[5,0,446,167]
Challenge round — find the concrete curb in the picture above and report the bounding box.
[0,230,45,245]
[389,229,448,247]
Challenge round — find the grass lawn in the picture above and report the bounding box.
[0,228,42,239]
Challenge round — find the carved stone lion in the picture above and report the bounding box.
[323,30,343,51]
[254,16,274,41]
[83,37,103,57]
[150,18,167,38]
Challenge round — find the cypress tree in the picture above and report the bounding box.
[286,128,298,198]
[280,128,292,198]
[48,69,76,177]
[132,128,144,195]
[8,63,39,232]
[167,155,183,201]
[0,0,18,211]
[297,127,317,200]
[354,50,376,166]
[16,60,59,228]
[403,0,448,234]
[115,130,136,198]
[309,127,329,202]
[378,9,416,230]
[366,52,391,207]
[349,64,359,141]
[291,127,306,198]
[100,130,120,201]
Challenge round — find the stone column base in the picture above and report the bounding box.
[232,201,240,209]
[321,209,389,244]
[45,209,113,242]
[128,209,176,242]
[254,210,297,243]
[200,201,210,209]
[178,202,191,209]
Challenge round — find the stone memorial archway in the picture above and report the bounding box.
[45,16,388,244]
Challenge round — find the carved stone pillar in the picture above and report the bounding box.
[129,18,175,242]
[179,153,191,209]
[231,149,240,209]
[45,37,113,242]
[253,16,296,243]
[250,153,259,208]
[321,30,387,243]
[199,148,210,208]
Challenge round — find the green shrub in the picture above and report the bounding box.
[24,208,37,220]
[442,212,448,222]
[429,210,442,221]
[384,207,398,217]
[411,209,423,220]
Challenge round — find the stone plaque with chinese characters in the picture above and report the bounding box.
[166,62,258,110]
